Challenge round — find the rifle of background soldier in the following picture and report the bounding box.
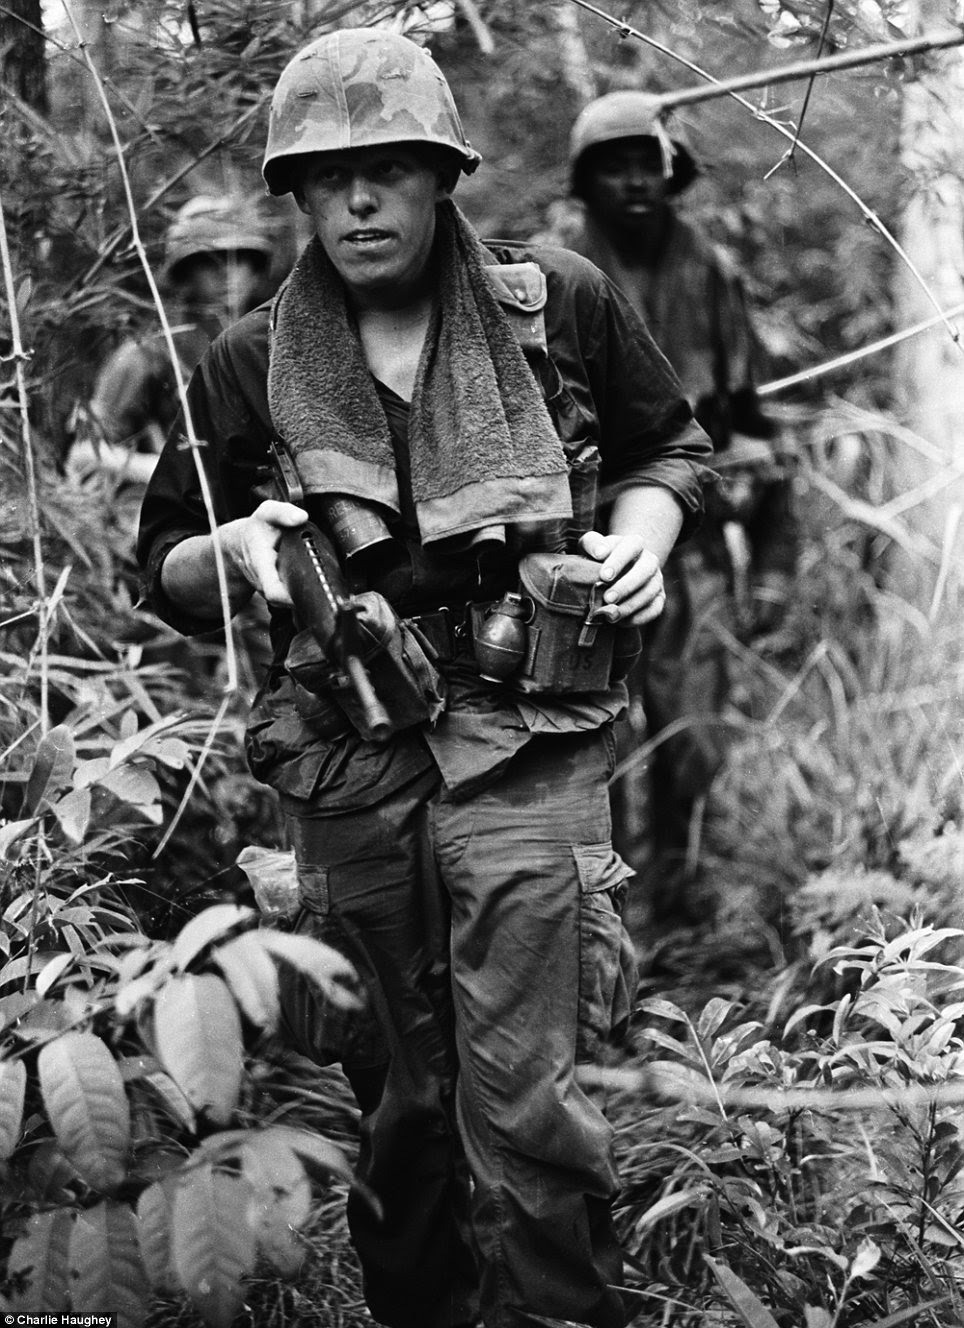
[268,438,392,742]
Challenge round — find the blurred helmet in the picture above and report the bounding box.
[163,196,273,280]
[262,27,481,197]
[569,91,698,197]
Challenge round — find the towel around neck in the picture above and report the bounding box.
[267,200,572,546]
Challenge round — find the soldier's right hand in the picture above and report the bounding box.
[223,500,308,607]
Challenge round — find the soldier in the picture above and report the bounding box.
[68,195,273,486]
[138,30,711,1328]
[552,91,798,915]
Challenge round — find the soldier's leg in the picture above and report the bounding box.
[286,768,478,1328]
[434,729,636,1328]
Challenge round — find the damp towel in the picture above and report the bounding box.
[267,200,572,545]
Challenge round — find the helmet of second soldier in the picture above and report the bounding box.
[163,196,273,281]
[569,91,698,199]
[262,27,482,198]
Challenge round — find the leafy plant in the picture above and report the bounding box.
[614,912,964,1326]
[0,899,361,1327]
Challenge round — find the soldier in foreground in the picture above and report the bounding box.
[549,92,797,911]
[138,30,710,1328]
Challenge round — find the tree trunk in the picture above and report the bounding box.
[891,0,964,595]
[0,0,47,111]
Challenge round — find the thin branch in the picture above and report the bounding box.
[564,0,964,353]
[0,189,48,734]
[454,0,495,53]
[767,0,835,177]
[656,28,964,110]
[759,301,964,395]
[586,1061,964,1113]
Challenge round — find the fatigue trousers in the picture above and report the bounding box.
[285,727,637,1328]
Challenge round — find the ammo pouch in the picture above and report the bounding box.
[512,552,641,694]
[285,591,447,737]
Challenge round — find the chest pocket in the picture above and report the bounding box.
[484,261,549,356]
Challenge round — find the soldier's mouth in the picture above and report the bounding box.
[344,230,394,245]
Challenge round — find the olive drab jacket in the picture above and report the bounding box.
[138,241,712,807]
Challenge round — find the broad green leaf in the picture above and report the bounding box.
[136,1179,179,1293]
[49,787,92,844]
[0,817,38,859]
[266,1123,353,1184]
[154,974,243,1125]
[70,1200,149,1327]
[636,997,689,1023]
[170,903,254,972]
[141,735,190,768]
[100,765,163,823]
[37,1031,130,1193]
[236,844,300,921]
[0,1057,27,1159]
[6,1209,73,1312]
[241,1133,310,1276]
[804,1309,833,1328]
[256,930,359,1007]
[697,997,736,1042]
[36,953,74,997]
[639,1027,702,1066]
[647,1060,714,1100]
[0,992,37,1032]
[633,1188,707,1231]
[72,756,111,788]
[171,1164,257,1328]
[783,1002,833,1038]
[215,932,281,1031]
[850,1239,882,1280]
[705,1255,781,1328]
[119,1056,197,1133]
[22,725,75,815]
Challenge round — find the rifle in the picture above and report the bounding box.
[269,438,392,743]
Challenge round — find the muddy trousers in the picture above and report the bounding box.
[287,729,637,1328]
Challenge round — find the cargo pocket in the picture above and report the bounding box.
[573,842,637,1061]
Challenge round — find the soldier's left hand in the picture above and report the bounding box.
[579,531,666,626]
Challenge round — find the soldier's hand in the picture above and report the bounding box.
[223,500,308,607]
[579,530,666,626]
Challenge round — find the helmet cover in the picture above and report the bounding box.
[569,91,698,196]
[262,27,481,196]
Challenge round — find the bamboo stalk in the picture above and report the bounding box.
[0,189,49,735]
[564,0,964,355]
[657,28,964,110]
[759,301,964,395]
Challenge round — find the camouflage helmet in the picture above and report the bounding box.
[569,91,698,197]
[262,28,482,197]
[163,196,272,280]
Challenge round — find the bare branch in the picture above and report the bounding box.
[0,184,48,734]
[658,28,964,110]
[759,301,964,395]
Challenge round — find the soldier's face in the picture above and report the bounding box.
[583,138,673,231]
[295,145,451,302]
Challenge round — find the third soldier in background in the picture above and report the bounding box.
[542,90,799,925]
